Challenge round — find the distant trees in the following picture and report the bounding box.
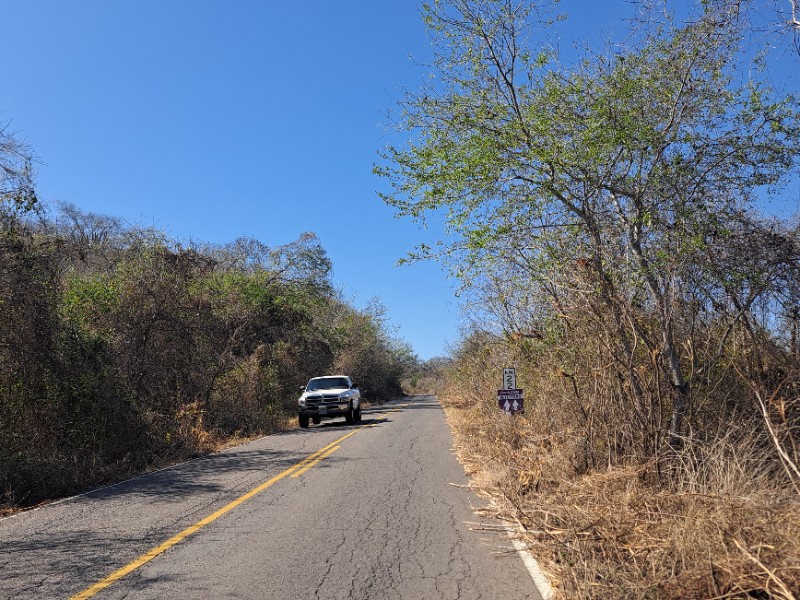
[378,0,800,462]
[325,298,417,401]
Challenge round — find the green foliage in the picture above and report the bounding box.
[61,274,120,328]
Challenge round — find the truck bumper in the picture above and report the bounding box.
[299,403,350,418]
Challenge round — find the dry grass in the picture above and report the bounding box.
[443,393,800,599]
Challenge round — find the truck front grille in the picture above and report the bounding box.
[306,394,342,406]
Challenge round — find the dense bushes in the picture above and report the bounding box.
[425,208,800,598]
[0,201,414,509]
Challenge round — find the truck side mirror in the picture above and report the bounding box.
[299,386,306,392]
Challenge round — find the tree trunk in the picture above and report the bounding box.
[664,339,689,448]
[629,231,690,448]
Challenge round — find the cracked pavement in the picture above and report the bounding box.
[0,396,541,599]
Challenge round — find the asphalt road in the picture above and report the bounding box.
[0,396,542,599]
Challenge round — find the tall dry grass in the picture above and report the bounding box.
[438,335,800,599]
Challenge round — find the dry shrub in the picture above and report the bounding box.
[442,391,800,599]
[670,427,788,498]
[206,345,289,437]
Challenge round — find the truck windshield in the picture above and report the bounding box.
[306,377,349,391]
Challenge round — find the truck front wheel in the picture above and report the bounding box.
[299,415,310,428]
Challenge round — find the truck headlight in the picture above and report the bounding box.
[298,397,306,407]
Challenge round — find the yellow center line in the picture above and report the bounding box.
[70,415,390,600]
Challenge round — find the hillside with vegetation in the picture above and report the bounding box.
[388,1,800,598]
[1,129,415,511]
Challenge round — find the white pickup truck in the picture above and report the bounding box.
[297,375,361,428]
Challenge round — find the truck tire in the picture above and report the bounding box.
[345,403,355,425]
[313,416,321,425]
[299,415,309,428]
[354,406,361,422]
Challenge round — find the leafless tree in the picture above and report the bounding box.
[0,123,37,224]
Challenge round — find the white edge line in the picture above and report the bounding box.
[507,529,555,600]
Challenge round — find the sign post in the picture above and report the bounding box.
[498,368,524,414]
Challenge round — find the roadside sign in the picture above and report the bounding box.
[503,368,516,390]
[497,388,524,414]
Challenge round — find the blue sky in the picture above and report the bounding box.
[2,1,798,360]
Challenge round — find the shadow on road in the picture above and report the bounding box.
[312,416,391,429]
[83,413,398,502]
[83,446,308,501]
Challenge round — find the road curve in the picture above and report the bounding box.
[0,396,542,599]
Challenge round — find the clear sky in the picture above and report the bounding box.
[2,1,797,360]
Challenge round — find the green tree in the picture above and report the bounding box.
[377,0,800,448]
